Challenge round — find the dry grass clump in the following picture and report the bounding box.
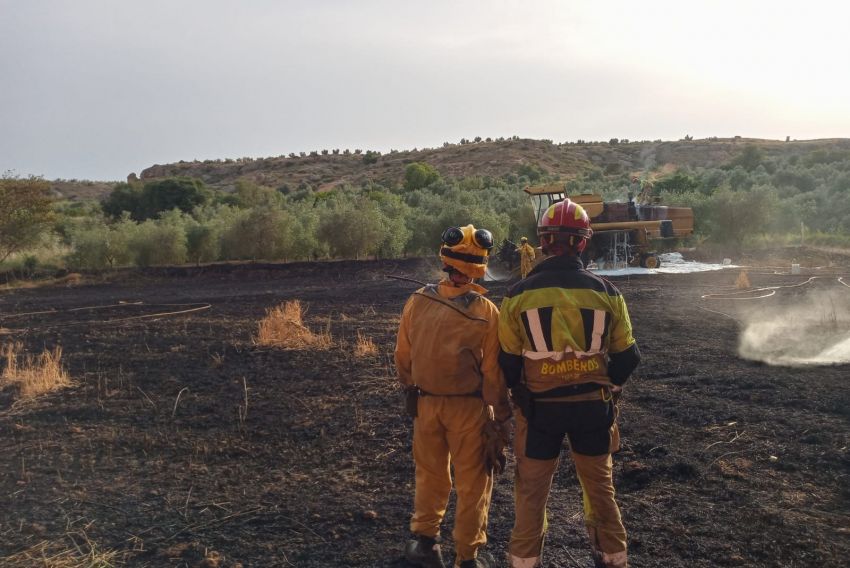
[0,533,120,567]
[209,351,225,368]
[254,300,332,349]
[354,330,377,357]
[57,272,83,287]
[735,270,751,289]
[1,342,71,398]
[0,273,83,292]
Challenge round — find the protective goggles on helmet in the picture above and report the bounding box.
[441,226,494,250]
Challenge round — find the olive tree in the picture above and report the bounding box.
[103,177,209,221]
[128,213,188,267]
[404,162,441,191]
[220,208,295,261]
[317,197,385,259]
[67,215,135,270]
[0,173,55,263]
[702,185,778,248]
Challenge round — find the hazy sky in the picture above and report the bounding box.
[2,0,848,181]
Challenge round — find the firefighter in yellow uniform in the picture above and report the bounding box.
[395,225,511,568]
[498,200,641,568]
[516,237,536,279]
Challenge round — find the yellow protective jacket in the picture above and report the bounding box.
[499,254,640,396]
[517,243,536,263]
[395,280,511,422]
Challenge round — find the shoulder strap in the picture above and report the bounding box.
[455,290,481,309]
[415,287,488,322]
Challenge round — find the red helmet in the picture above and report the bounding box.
[537,198,593,254]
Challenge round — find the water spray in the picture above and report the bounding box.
[699,275,850,366]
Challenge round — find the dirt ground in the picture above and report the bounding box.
[1,255,848,567]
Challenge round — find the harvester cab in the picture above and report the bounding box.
[523,184,694,270]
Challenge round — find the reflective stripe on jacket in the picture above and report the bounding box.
[499,254,637,394]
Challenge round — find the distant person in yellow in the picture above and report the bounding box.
[395,224,511,568]
[516,236,536,279]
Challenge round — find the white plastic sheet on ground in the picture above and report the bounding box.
[591,252,737,276]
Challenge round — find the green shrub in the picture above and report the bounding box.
[404,162,440,191]
[0,174,55,264]
[129,219,187,267]
[186,222,222,265]
[103,178,209,221]
[220,208,293,261]
[66,216,135,270]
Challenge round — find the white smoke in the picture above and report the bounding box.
[738,287,850,366]
[484,265,514,282]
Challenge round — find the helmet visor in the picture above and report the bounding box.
[441,226,464,246]
[441,226,494,250]
[473,229,494,250]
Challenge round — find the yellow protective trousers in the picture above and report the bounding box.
[520,256,533,279]
[517,244,536,279]
[411,396,492,562]
[509,412,627,568]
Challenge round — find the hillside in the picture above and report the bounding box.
[52,137,850,200]
[48,179,121,201]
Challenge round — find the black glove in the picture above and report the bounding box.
[482,419,510,474]
[404,386,420,418]
[510,384,534,420]
[609,385,622,406]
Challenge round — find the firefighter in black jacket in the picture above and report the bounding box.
[498,198,641,568]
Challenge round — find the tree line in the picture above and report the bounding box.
[2,144,850,274]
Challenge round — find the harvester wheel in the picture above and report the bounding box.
[641,254,661,269]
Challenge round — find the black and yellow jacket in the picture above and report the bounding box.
[498,254,640,397]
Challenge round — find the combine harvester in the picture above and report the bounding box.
[524,183,694,269]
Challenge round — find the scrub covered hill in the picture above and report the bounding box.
[51,136,850,199]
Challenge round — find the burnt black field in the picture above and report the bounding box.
[1,258,848,567]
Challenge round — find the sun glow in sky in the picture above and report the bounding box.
[1,0,848,180]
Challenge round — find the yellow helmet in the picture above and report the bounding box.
[439,224,493,279]
[520,236,528,243]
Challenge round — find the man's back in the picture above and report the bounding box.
[499,254,636,394]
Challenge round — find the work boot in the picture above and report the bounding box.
[456,551,495,568]
[592,552,605,568]
[591,548,628,568]
[404,534,446,568]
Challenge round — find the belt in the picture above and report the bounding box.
[533,387,612,403]
[418,388,482,398]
